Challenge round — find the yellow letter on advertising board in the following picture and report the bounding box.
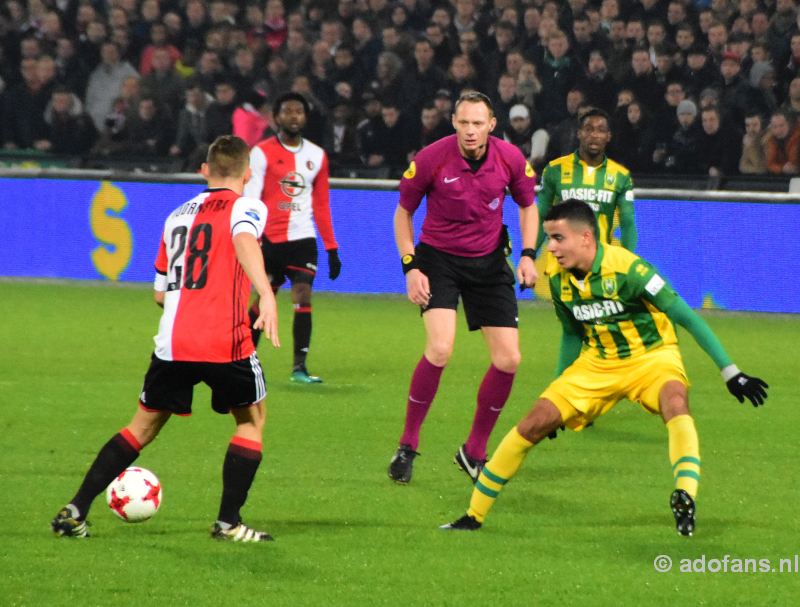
[90,182,132,281]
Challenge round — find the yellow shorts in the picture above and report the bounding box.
[540,345,689,431]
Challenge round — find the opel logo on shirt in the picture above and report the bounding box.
[279,171,306,197]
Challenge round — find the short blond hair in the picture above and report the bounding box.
[206,135,250,178]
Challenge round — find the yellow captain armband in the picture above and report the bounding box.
[403,161,416,179]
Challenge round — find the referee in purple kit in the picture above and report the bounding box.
[388,91,540,485]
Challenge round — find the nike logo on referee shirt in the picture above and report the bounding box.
[444,177,460,183]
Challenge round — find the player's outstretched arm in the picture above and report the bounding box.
[233,232,280,348]
[664,297,768,406]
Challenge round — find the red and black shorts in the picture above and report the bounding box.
[139,352,267,416]
[415,241,518,332]
[260,237,317,287]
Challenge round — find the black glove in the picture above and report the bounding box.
[726,372,768,407]
[327,248,342,280]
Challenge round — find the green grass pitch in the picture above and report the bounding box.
[1,282,798,606]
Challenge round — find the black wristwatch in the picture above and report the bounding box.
[520,248,537,261]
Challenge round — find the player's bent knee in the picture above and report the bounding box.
[659,380,690,422]
[492,350,521,373]
[516,399,563,444]
[425,343,453,367]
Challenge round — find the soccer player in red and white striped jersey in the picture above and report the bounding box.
[52,136,281,542]
[244,92,341,383]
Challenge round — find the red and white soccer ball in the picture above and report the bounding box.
[106,467,163,523]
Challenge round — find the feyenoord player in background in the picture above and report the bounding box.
[244,92,341,384]
[442,200,768,536]
[388,91,539,485]
[52,136,280,542]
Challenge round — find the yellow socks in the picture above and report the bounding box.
[467,427,534,523]
[667,414,700,499]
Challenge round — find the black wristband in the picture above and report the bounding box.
[520,248,537,261]
[401,253,418,274]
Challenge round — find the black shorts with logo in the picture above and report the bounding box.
[139,352,267,415]
[415,241,518,331]
[261,237,317,287]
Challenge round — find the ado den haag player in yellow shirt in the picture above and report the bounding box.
[536,108,636,251]
[442,199,768,537]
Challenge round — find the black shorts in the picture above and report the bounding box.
[416,241,518,331]
[139,352,267,416]
[261,237,317,287]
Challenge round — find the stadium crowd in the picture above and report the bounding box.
[2,0,800,178]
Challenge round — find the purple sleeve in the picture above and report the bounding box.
[398,153,433,213]
[506,146,536,208]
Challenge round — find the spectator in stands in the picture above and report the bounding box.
[696,105,742,176]
[194,49,225,94]
[139,22,182,76]
[37,85,97,156]
[412,102,453,153]
[764,109,800,174]
[170,80,212,163]
[117,94,173,156]
[263,0,288,52]
[706,21,729,64]
[580,49,617,114]
[682,45,720,99]
[400,38,447,119]
[283,28,311,80]
[739,111,768,175]
[516,61,542,111]
[536,30,581,127]
[651,80,687,166]
[611,99,655,174]
[206,79,239,142]
[457,29,485,76]
[382,25,414,65]
[664,99,701,174]
[767,0,797,64]
[85,41,139,131]
[91,95,132,156]
[654,45,681,86]
[54,36,90,99]
[2,57,51,149]
[545,87,587,161]
[604,18,630,83]
[493,73,522,134]
[572,12,605,66]
[750,61,780,113]
[718,51,766,126]
[484,20,517,86]
[781,76,800,117]
[674,23,696,58]
[232,89,273,147]
[352,15,382,79]
[780,32,800,90]
[370,51,404,104]
[139,47,185,118]
[323,100,361,171]
[445,54,479,101]
[330,44,366,100]
[503,103,550,172]
[229,46,258,98]
[425,23,455,73]
[621,46,664,111]
[360,100,410,176]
